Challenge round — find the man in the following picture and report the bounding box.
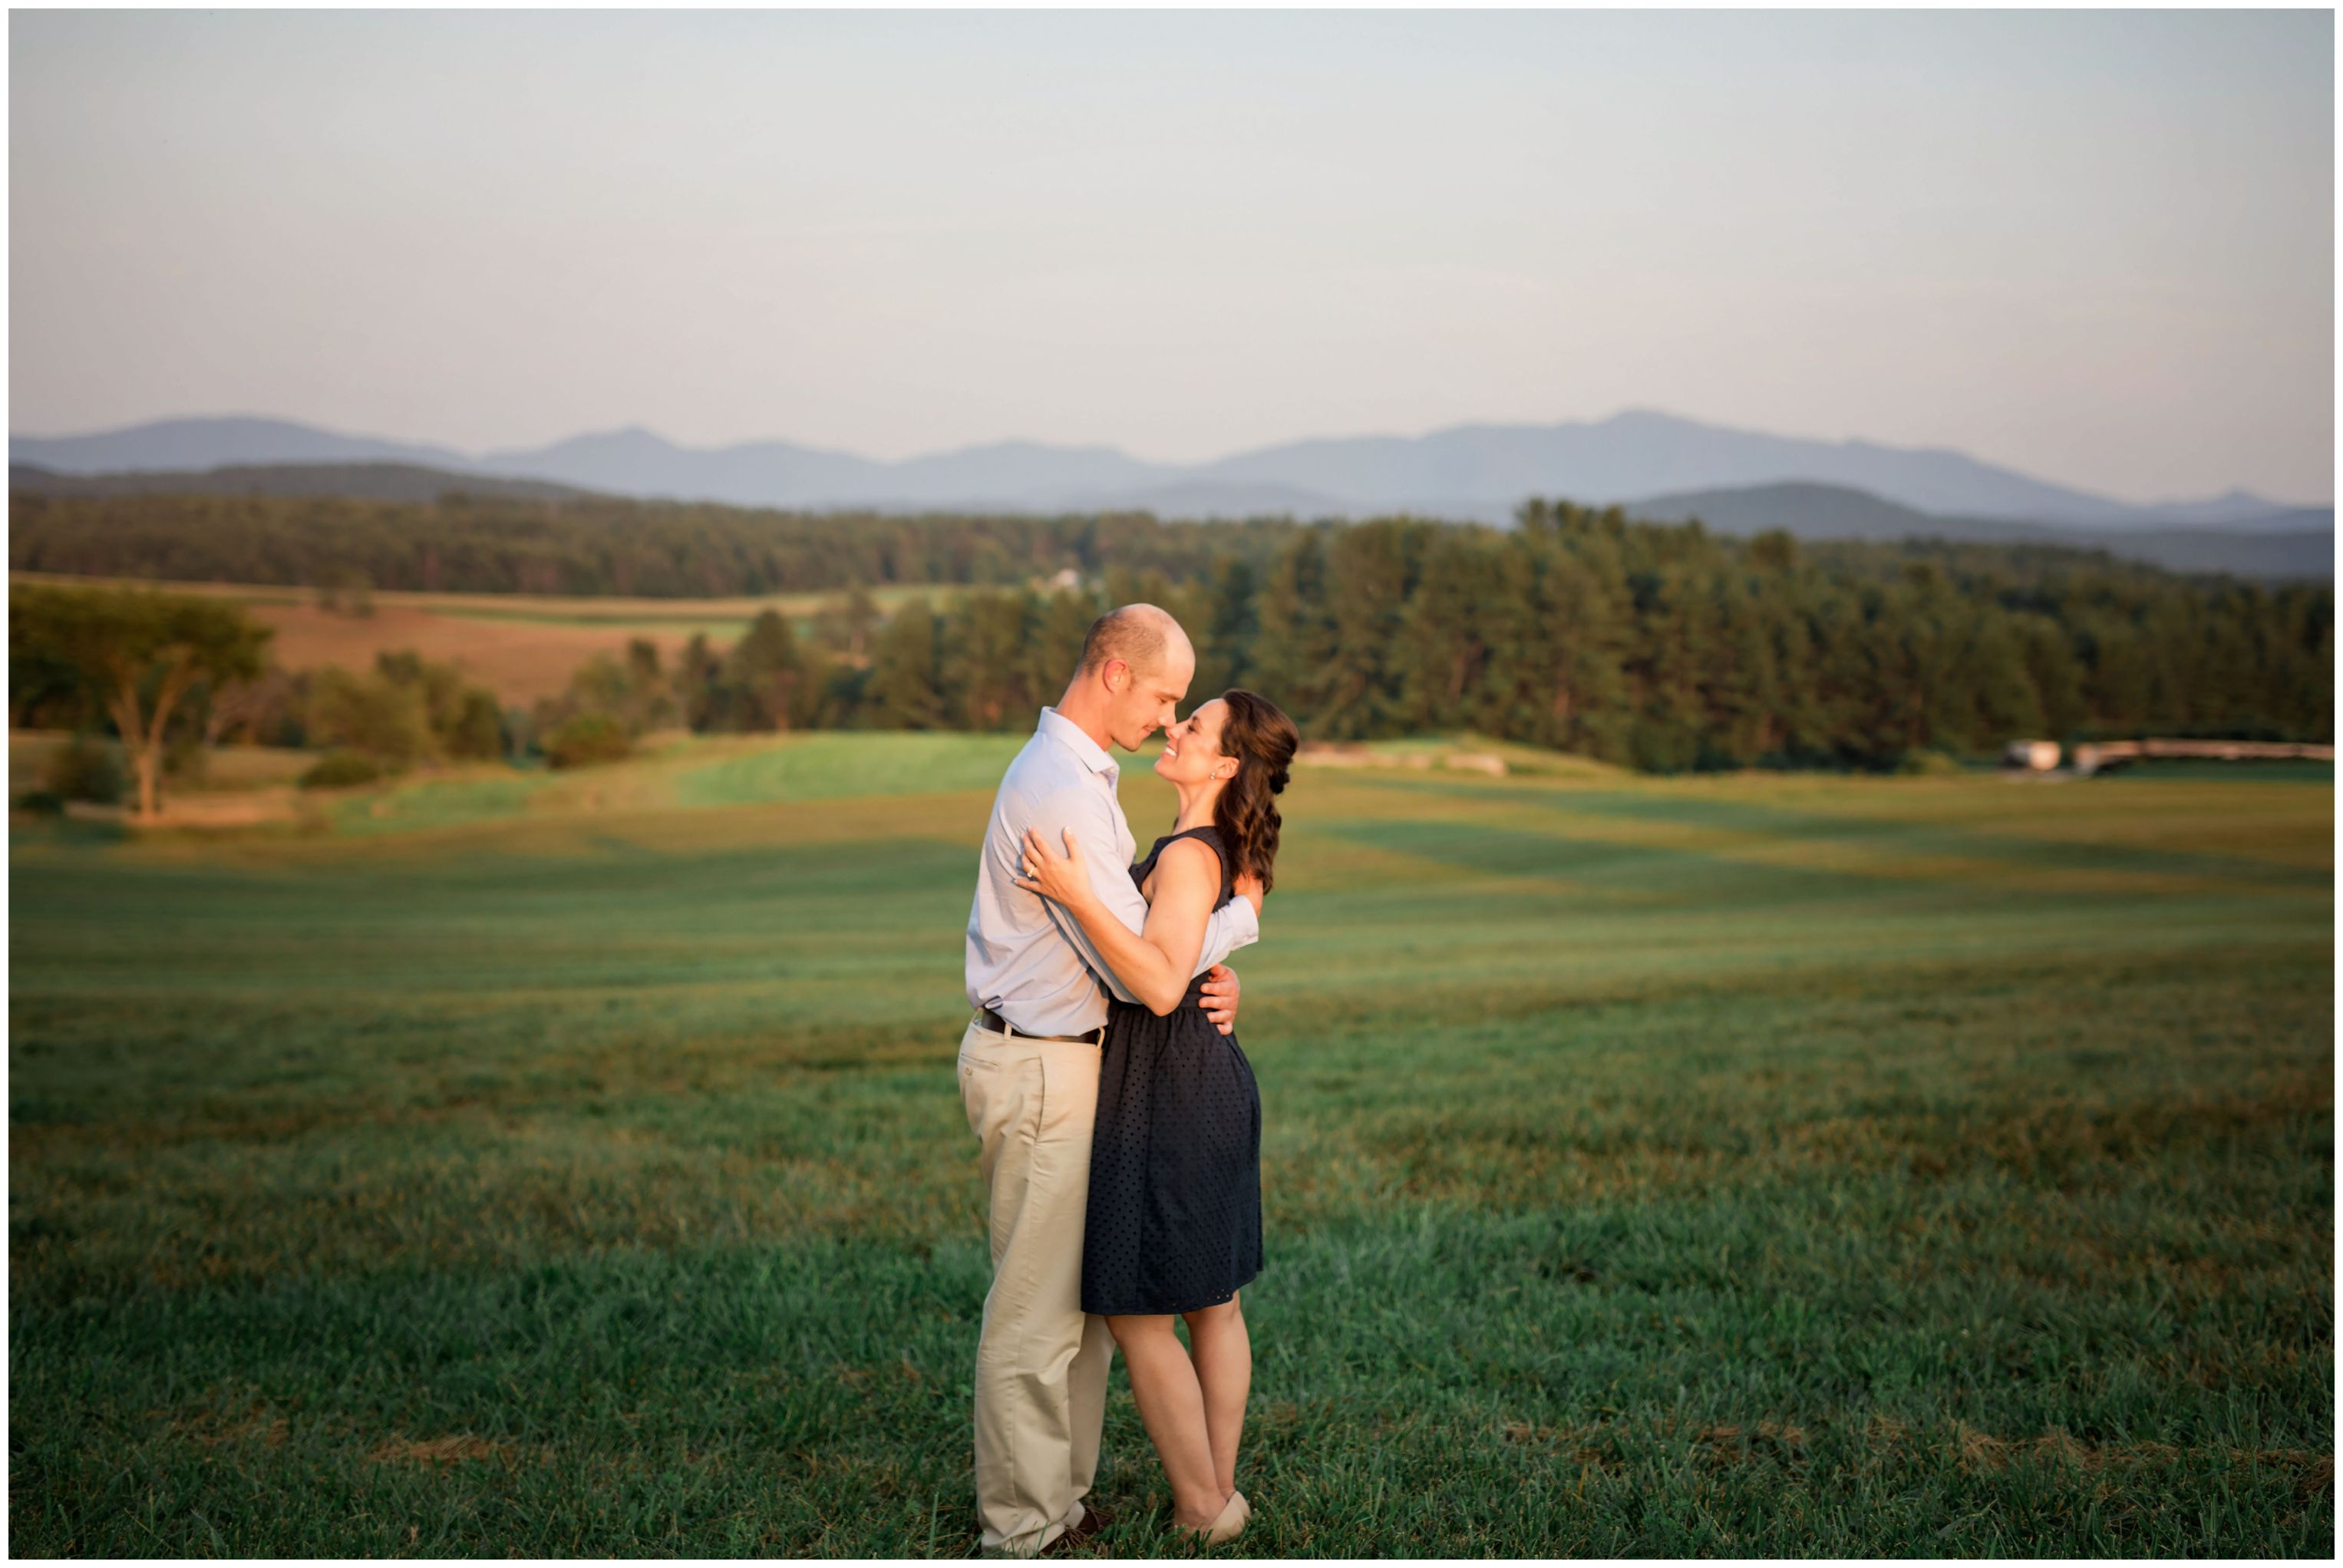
[960,604,1260,1557]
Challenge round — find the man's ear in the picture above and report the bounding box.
[1103,659,1127,694]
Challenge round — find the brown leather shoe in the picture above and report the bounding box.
[1041,1504,1110,1556]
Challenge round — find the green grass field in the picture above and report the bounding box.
[8,735,2332,1555]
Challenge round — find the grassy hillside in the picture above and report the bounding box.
[8,739,2331,1554]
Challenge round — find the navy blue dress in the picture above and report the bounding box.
[1081,825,1265,1316]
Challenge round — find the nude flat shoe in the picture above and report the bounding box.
[1200,1489,1249,1546]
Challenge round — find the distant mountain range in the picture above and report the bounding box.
[12,409,2328,533]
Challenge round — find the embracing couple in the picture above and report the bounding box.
[958,603,1300,1556]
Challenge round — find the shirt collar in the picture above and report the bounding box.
[1036,706,1118,780]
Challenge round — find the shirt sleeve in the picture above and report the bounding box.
[1193,875,1259,974]
[1030,783,1258,1003]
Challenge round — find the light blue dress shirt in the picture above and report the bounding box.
[965,706,1259,1035]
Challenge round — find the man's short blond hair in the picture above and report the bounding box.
[1078,603,1183,676]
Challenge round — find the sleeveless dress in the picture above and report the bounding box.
[1081,824,1266,1316]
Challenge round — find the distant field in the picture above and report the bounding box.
[8,571,965,705]
[8,735,2332,1555]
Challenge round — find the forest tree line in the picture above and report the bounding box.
[6,490,1300,597]
[509,505,2336,772]
[11,497,2332,777]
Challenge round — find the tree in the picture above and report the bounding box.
[444,688,507,760]
[1314,523,1421,739]
[674,632,724,731]
[866,602,946,729]
[9,627,85,730]
[1747,529,1800,573]
[306,666,433,771]
[946,591,1036,731]
[9,583,272,820]
[1705,577,1784,764]
[1249,530,1339,727]
[625,639,675,732]
[1393,533,1503,732]
[1200,556,1260,695]
[1543,530,1635,761]
[544,652,636,734]
[375,649,507,757]
[1021,589,1101,708]
[721,612,803,731]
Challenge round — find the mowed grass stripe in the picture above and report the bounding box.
[1344,772,2332,896]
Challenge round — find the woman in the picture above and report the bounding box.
[1013,688,1299,1547]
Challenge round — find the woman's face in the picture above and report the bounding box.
[1154,698,1235,788]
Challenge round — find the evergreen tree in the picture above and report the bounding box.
[866,602,945,729]
[1314,522,1420,740]
[722,611,804,731]
[675,632,723,732]
[1394,532,1503,733]
[1706,577,1784,764]
[1249,530,1339,725]
[947,590,1036,730]
[1022,589,1101,711]
[1543,527,1635,762]
[1203,556,1261,694]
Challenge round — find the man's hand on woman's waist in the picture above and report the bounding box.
[1200,965,1241,1035]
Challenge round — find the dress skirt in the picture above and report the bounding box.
[1081,979,1264,1317]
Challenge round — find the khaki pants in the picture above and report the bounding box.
[958,1017,1117,1557]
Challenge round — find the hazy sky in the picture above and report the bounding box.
[9,8,2335,502]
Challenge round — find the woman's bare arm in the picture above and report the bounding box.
[1015,829,1226,1015]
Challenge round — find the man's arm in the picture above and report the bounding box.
[1029,784,1256,1003]
[1021,831,1220,1015]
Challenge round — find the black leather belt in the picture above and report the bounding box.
[976,1006,1105,1045]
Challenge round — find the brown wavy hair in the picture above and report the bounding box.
[1210,688,1300,894]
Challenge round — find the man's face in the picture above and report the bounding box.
[1103,645,1195,752]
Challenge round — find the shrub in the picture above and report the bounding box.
[299,749,385,790]
[305,667,431,768]
[446,688,507,760]
[543,713,633,770]
[44,735,124,804]
[1895,748,1968,777]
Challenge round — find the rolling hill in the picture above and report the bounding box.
[8,460,601,503]
[1625,481,2332,581]
[15,409,2325,531]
